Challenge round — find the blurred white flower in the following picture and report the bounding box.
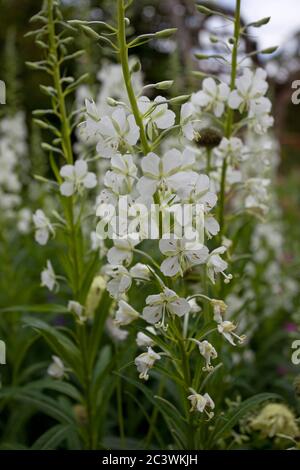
[33,209,55,245]
[68,300,85,322]
[60,160,97,197]
[115,300,139,326]
[47,356,65,379]
[41,260,58,292]
[136,326,156,348]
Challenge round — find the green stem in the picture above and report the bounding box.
[47,0,73,164]
[47,0,94,449]
[117,0,150,155]
[218,0,241,241]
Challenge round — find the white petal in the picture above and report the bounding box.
[160,256,180,277]
[83,172,97,188]
[74,160,88,178]
[60,164,74,179]
[60,181,75,196]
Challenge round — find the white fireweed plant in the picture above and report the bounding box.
[25,0,281,450]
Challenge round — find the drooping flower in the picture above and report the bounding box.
[68,300,85,323]
[41,260,58,292]
[115,300,139,326]
[217,320,246,346]
[211,299,228,323]
[206,246,232,284]
[33,209,55,246]
[187,389,215,419]
[60,160,97,197]
[47,356,65,379]
[250,404,299,439]
[159,237,209,277]
[192,78,230,117]
[142,287,190,327]
[134,346,161,380]
[195,340,218,371]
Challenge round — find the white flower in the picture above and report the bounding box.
[96,108,139,157]
[206,247,232,284]
[68,300,85,322]
[47,356,65,379]
[192,78,230,117]
[214,137,248,167]
[188,298,201,314]
[159,237,209,277]
[115,300,139,326]
[195,340,218,371]
[129,263,151,282]
[228,68,268,112]
[142,287,190,328]
[244,178,270,216]
[111,153,137,187]
[138,95,175,139]
[134,346,161,380]
[60,160,97,197]
[106,317,128,342]
[41,260,58,292]
[137,149,197,198]
[248,97,274,135]
[17,208,32,234]
[180,102,195,141]
[136,326,156,348]
[107,236,140,266]
[90,231,107,256]
[33,209,55,245]
[211,299,227,323]
[217,321,246,346]
[187,390,215,418]
[105,265,132,299]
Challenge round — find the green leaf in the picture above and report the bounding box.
[31,424,72,450]
[0,388,75,424]
[210,393,280,445]
[0,304,69,314]
[23,317,83,379]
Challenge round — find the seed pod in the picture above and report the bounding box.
[194,127,222,149]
